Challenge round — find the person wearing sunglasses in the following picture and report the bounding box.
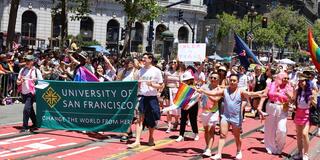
[261,72,294,155]
[198,74,263,160]
[162,60,180,133]
[200,72,222,157]
[291,74,315,160]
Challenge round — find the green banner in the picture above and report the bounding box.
[36,80,137,133]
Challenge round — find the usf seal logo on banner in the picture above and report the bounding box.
[42,87,61,108]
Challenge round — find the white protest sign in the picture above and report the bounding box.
[178,43,206,62]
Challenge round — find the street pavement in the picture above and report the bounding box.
[0,103,319,160]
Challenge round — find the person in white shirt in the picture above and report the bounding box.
[17,55,43,132]
[127,53,163,149]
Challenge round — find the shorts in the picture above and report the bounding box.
[221,114,241,128]
[138,96,160,128]
[294,108,309,125]
[201,111,219,127]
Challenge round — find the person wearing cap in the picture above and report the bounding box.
[16,55,43,132]
[291,74,315,160]
[198,74,264,160]
[175,70,200,142]
[127,53,163,149]
[68,51,96,81]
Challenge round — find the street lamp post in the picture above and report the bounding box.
[28,23,32,47]
[247,5,257,50]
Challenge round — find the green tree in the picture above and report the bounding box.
[6,0,20,50]
[68,34,100,48]
[116,0,165,57]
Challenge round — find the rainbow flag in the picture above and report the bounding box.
[162,83,196,113]
[308,29,320,73]
[74,66,99,82]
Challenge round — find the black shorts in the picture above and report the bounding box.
[138,96,160,128]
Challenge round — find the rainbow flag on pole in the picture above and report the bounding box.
[308,28,320,73]
[162,83,196,113]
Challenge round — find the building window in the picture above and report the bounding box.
[21,11,37,46]
[106,19,120,54]
[131,22,144,52]
[80,17,94,41]
[155,24,167,54]
[50,13,62,48]
[178,27,189,43]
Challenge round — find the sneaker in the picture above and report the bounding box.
[203,149,212,157]
[235,151,242,160]
[166,128,171,133]
[120,136,129,142]
[193,134,200,141]
[20,129,30,133]
[292,153,302,159]
[303,154,309,160]
[210,154,221,160]
[176,136,184,142]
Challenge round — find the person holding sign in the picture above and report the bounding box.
[127,53,163,149]
[17,55,43,132]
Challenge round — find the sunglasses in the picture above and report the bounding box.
[282,77,289,80]
[210,77,219,80]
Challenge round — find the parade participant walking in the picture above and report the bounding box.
[127,53,163,148]
[198,74,263,160]
[17,55,43,132]
[176,71,200,142]
[162,60,180,133]
[292,74,315,160]
[263,72,293,155]
[201,72,221,157]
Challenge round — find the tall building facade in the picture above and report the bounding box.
[0,0,207,55]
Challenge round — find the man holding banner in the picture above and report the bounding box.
[127,53,163,149]
[17,55,43,132]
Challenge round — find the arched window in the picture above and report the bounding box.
[21,11,37,46]
[155,24,167,54]
[131,22,144,52]
[51,13,62,47]
[106,19,120,54]
[155,24,167,41]
[80,17,94,41]
[178,27,189,43]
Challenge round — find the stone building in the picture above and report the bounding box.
[0,0,207,57]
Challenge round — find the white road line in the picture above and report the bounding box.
[56,146,100,159]
[58,142,77,147]
[0,132,17,137]
[5,135,31,142]
[0,137,49,145]
[0,149,37,157]
[40,139,55,143]
[0,147,24,155]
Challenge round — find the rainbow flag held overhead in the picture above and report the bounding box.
[162,83,196,113]
[74,66,99,82]
[307,28,320,73]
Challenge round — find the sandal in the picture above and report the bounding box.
[127,143,140,149]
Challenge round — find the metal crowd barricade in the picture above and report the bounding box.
[0,73,19,105]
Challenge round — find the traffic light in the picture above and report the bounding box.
[148,21,154,40]
[120,28,126,40]
[262,17,268,28]
[178,10,183,21]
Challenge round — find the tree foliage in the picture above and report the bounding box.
[116,0,165,56]
[216,6,310,57]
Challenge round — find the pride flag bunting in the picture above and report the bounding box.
[307,28,320,73]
